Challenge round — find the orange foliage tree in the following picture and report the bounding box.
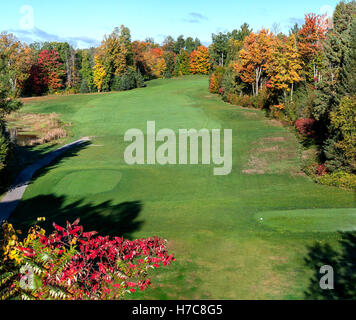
[234,29,274,96]
[132,41,150,76]
[297,13,328,81]
[143,48,166,78]
[266,34,304,101]
[190,46,211,74]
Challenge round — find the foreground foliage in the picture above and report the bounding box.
[0,219,175,300]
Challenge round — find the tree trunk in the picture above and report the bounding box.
[290,83,294,103]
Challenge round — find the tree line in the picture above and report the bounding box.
[209,0,356,190]
[0,28,212,97]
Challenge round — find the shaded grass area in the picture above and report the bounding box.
[8,75,356,300]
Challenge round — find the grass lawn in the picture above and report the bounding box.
[8,75,355,299]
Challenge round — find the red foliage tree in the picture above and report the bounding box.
[37,49,64,93]
[28,64,44,95]
[298,14,328,61]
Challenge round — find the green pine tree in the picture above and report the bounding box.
[340,17,356,96]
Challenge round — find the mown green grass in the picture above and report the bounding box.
[10,75,355,300]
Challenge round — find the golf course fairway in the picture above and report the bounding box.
[9,76,355,300]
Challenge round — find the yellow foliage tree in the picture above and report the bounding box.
[190,46,211,74]
[266,34,304,101]
[114,42,128,76]
[93,55,106,92]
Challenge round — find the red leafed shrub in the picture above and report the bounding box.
[295,118,316,137]
[1,219,175,300]
[316,164,328,176]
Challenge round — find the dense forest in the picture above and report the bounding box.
[0,0,355,190]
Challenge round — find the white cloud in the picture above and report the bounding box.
[320,5,334,18]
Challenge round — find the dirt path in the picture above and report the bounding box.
[0,137,91,222]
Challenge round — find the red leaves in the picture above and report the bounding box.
[295,118,316,137]
[36,49,64,92]
[53,223,64,232]
[298,13,328,61]
[317,164,328,176]
[19,219,175,300]
[17,247,36,258]
[82,231,98,238]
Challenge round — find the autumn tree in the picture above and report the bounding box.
[297,13,328,81]
[115,42,129,76]
[266,34,303,101]
[190,46,211,74]
[36,49,65,93]
[132,41,150,76]
[37,42,75,89]
[93,55,107,92]
[143,48,166,78]
[98,25,134,89]
[0,33,33,96]
[234,29,274,96]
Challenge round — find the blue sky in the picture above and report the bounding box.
[1,0,339,48]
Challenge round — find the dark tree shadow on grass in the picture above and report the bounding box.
[304,232,356,300]
[2,137,144,240]
[0,144,54,194]
[1,140,91,194]
[27,140,92,186]
[7,195,144,240]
